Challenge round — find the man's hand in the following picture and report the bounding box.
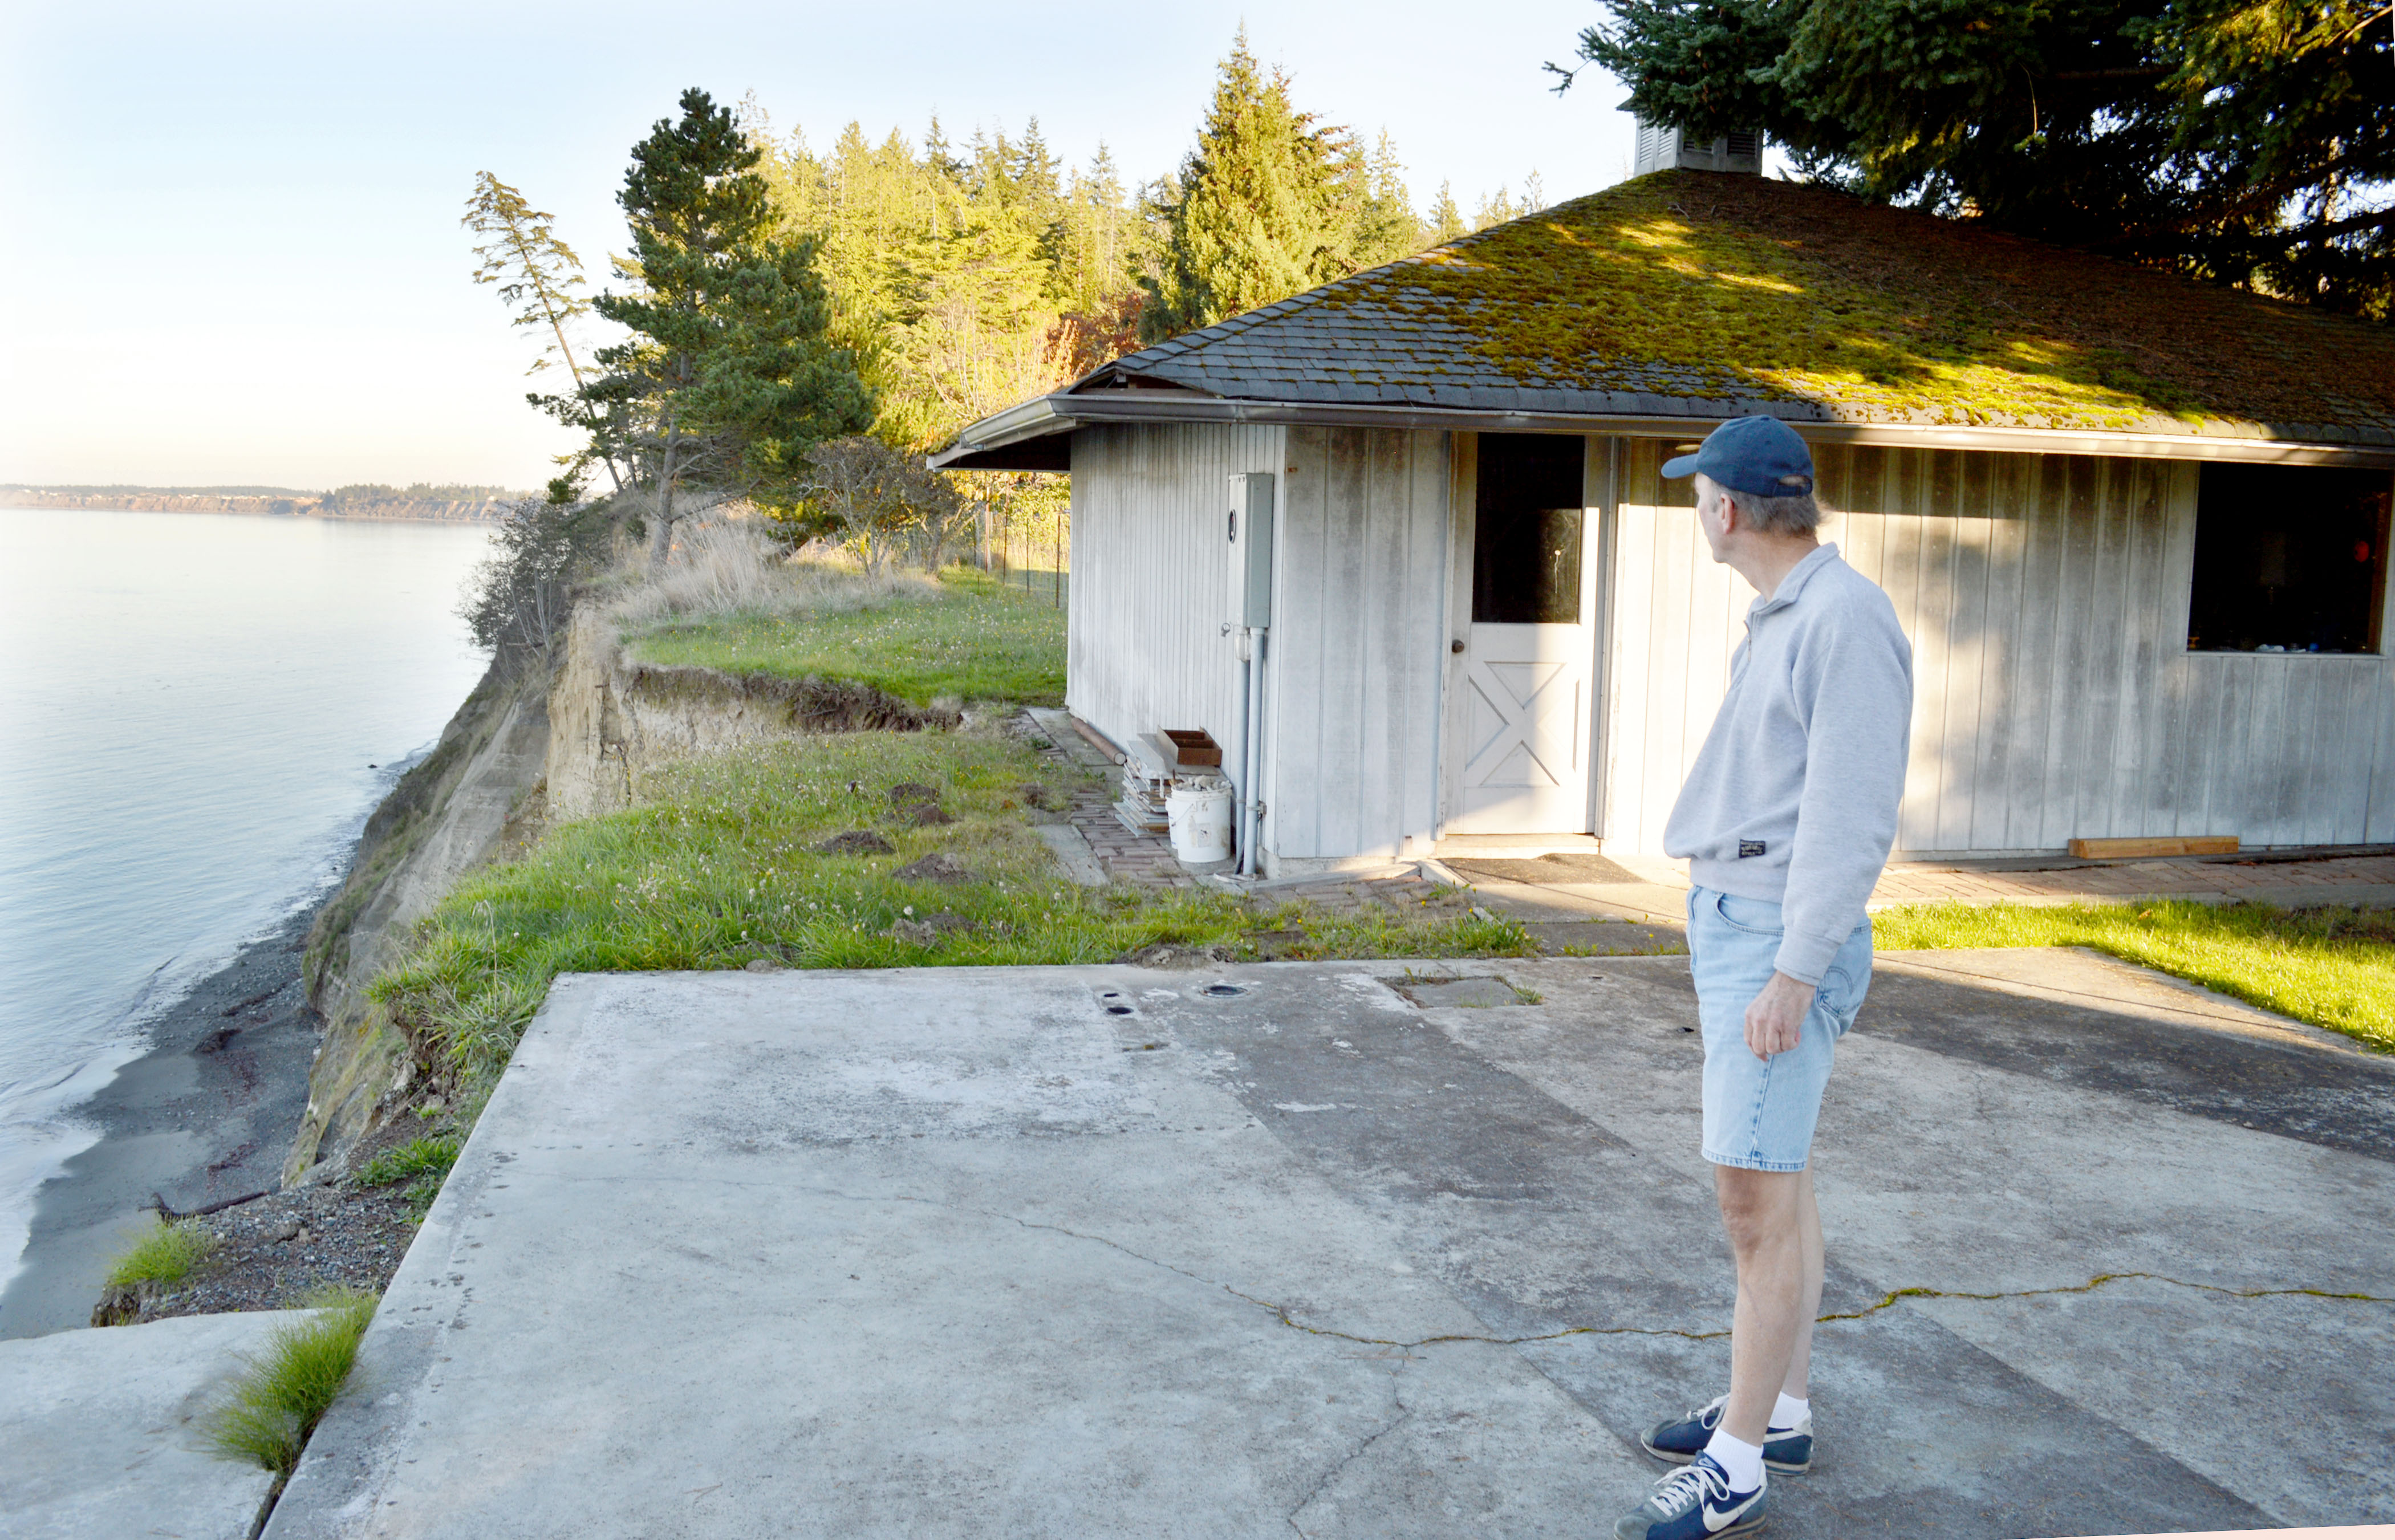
[1743,972,1818,1059]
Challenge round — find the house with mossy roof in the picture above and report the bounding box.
[935,165,2395,877]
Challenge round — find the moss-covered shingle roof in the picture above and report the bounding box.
[1079,170,2395,447]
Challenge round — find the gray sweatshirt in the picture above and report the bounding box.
[1664,543,1913,984]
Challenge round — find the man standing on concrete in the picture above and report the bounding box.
[1611,416,1913,1540]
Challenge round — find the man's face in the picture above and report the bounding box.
[1692,473,1734,563]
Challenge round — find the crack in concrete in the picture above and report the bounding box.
[1284,1399,1414,1536]
[855,1190,2392,1355]
[1817,1271,2394,1324]
[1255,1271,2395,1351]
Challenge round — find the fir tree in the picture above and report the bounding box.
[1556,0,2395,316]
[462,171,622,492]
[923,114,966,185]
[1351,130,1425,269]
[1138,30,1360,342]
[586,88,874,574]
[1427,181,1468,245]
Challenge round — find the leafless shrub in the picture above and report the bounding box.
[791,436,971,575]
[459,496,618,671]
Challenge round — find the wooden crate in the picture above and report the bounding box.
[1161,728,1223,768]
[2067,835,2239,860]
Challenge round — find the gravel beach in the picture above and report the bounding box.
[0,905,330,1337]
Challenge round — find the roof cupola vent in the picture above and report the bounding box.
[1632,119,1763,176]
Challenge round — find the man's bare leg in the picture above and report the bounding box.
[1714,1165,1811,1447]
[1781,1167,1824,1401]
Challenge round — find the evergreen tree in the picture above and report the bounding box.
[1474,187,1523,230]
[1427,181,1468,244]
[462,172,623,492]
[1351,130,1426,269]
[1138,31,1361,342]
[586,88,875,574]
[923,114,967,185]
[1556,0,2395,316]
[463,172,597,385]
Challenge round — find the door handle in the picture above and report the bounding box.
[1451,639,1466,654]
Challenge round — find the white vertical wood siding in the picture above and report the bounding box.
[1265,426,1452,864]
[1602,438,2395,856]
[1066,422,1284,765]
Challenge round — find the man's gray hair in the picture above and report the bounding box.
[1724,485,1824,537]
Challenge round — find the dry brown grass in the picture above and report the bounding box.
[603,515,939,632]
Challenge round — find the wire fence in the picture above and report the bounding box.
[976,497,1070,608]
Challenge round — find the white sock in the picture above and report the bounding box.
[1771,1392,1809,1431]
[1703,1428,1765,1492]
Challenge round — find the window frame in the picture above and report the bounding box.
[2182,462,2395,659]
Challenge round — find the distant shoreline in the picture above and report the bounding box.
[1,494,508,523]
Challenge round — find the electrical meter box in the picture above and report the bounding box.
[1226,472,1275,630]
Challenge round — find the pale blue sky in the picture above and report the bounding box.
[0,1,1635,489]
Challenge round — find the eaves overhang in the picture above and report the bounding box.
[929,392,2395,471]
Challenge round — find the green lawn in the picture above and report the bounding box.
[1873,899,2395,1051]
[376,729,1535,1097]
[623,566,1067,706]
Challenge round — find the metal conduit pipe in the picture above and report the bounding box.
[1240,628,1265,878]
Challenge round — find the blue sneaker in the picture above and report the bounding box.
[1639,1393,1813,1475]
[1612,1452,1767,1539]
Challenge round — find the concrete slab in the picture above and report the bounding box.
[2,1309,309,1540]
[267,956,2394,1538]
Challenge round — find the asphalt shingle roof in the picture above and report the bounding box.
[1075,170,2395,446]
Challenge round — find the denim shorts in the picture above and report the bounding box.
[1687,887,1874,1173]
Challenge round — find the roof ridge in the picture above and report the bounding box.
[1085,220,1540,385]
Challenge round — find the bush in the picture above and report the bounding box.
[780,436,971,574]
[459,491,619,668]
[201,1288,379,1475]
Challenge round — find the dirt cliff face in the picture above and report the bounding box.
[546,608,954,822]
[283,658,550,1184]
[286,608,951,1182]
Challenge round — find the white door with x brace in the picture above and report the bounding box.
[1447,433,1596,834]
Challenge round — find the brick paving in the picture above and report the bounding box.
[1453,843,2395,919]
[1010,709,1487,918]
[1068,779,1195,888]
[1009,713,2395,925]
[1011,709,1193,888]
[1871,851,2395,908]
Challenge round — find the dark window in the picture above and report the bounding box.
[2187,464,2391,653]
[1473,434,1586,624]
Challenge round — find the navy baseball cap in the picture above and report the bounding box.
[1661,416,1815,498]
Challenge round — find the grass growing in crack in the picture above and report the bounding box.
[371,726,1537,1103]
[624,566,1066,706]
[1873,899,2395,1051]
[201,1287,377,1474]
[354,1136,462,1219]
[104,1217,217,1289]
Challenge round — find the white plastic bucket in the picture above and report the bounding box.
[1166,779,1234,863]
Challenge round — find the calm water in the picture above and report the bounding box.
[0,507,494,1289]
